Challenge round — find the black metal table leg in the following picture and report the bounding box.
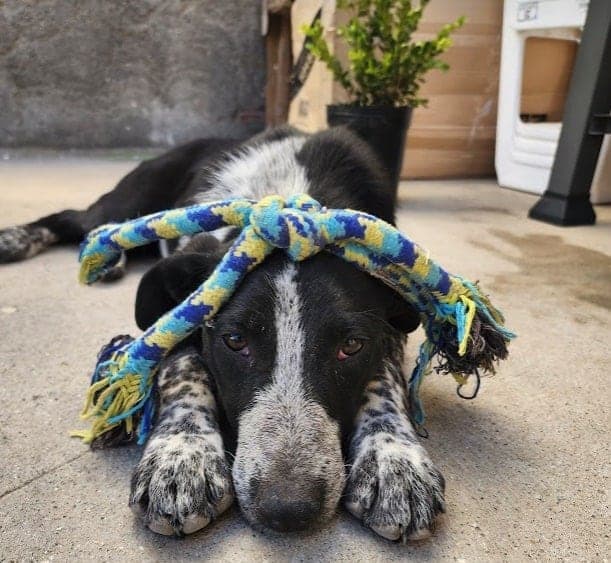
[529,0,611,226]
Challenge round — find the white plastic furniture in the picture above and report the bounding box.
[496,0,589,195]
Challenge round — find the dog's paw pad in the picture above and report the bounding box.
[345,441,445,543]
[129,436,234,536]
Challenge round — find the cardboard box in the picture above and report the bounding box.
[520,37,577,122]
[289,0,504,179]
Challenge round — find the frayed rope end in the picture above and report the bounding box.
[78,250,123,285]
[409,282,515,428]
[70,335,154,447]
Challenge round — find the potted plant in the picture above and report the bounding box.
[303,0,464,191]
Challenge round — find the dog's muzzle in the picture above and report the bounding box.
[231,386,346,533]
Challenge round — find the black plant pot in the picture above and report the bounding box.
[327,104,412,200]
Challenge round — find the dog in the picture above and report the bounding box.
[0,126,445,542]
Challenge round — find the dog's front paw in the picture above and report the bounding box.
[129,435,234,536]
[345,439,445,543]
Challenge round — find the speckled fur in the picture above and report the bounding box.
[129,349,234,536]
[0,226,57,263]
[345,338,445,542]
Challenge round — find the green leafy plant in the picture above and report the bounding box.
[303,0,465,107]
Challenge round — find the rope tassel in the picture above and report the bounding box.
[73,194,515,445]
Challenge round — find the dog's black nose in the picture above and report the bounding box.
[257,482,324,532]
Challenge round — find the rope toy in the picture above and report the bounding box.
[71,194,515,445]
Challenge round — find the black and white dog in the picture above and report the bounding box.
[0,126,445,542]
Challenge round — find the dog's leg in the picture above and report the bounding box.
[345,345,445,543]
[0,222,60,263]
[129,348,234,536]
[0,139,236,265]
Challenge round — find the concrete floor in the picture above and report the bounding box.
[0,158,609,562]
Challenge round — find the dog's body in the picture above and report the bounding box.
[0,126,445,542]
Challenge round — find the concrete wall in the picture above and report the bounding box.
[0,1,266,148]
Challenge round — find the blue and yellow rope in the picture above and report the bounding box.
[72,194,515,445]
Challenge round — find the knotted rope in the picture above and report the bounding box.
[72,194,515,445]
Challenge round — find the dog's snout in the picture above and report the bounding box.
[233,385,345,531]
[257,481,324,532]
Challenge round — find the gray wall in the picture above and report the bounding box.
[0,1,266,148]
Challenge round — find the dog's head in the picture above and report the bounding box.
[135,234,419,533]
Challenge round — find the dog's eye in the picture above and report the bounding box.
[337,338,364,360]
[222,333,249,355]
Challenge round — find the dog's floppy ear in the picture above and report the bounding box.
[387,293,421,334]
[135,251,221,330]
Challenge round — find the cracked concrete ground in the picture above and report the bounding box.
[0,158,609,562]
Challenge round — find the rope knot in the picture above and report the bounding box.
[249,194,328,261]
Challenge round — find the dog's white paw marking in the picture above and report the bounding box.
[345,438,445,543]
[129,434,234,536]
